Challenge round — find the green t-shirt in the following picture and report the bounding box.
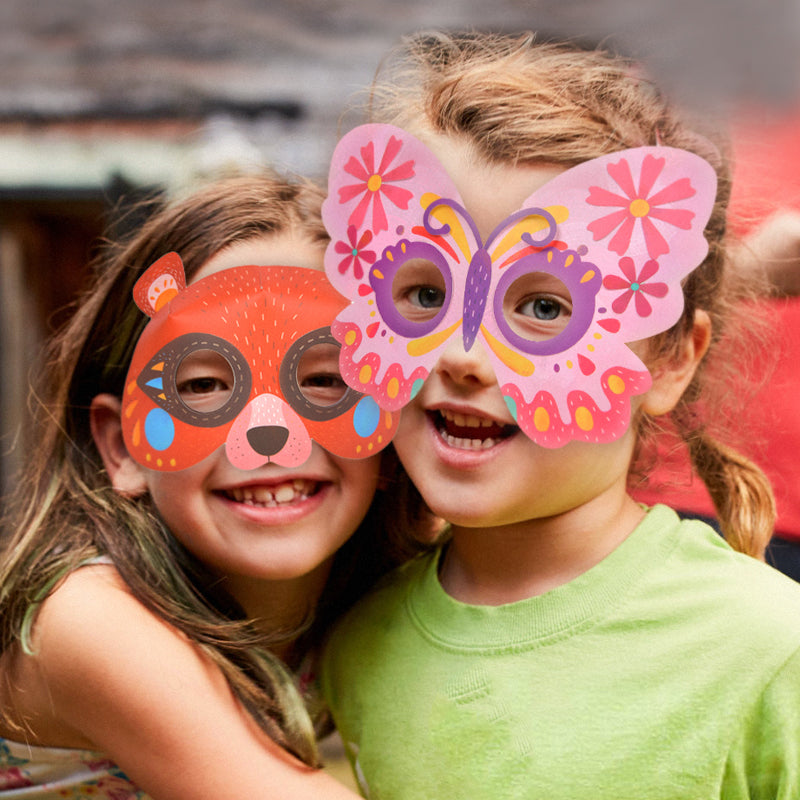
[323,505,800,799]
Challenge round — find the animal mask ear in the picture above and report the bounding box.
[323,123,717,448]
[133,252,188,317]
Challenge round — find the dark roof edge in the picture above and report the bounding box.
[0,98,305,123]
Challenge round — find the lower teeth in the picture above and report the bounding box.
[441,430,497,450]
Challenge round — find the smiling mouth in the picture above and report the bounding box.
[433,409,518,450]
[222,479,318,507]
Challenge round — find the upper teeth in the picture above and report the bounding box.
[440,409,495,428]
[228,479,313,507]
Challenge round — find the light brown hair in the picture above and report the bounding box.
[365,30,774,557]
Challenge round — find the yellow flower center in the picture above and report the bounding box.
[629,198,650,217]
[367,174,382,192]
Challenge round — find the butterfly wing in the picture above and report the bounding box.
[481,146,718,446]
[323,123,482,410]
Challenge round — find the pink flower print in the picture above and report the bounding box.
[334,225,376,280]
[603,257,668,317]
[587,153,697,258]
[338,136,415,233]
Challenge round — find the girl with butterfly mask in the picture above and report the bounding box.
[321,32,800,799]
[0,171,417,799]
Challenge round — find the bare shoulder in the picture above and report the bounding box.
[32,561,159,646]
[33,560,231,706]
[31,562,182,672]
[2,562,190,748]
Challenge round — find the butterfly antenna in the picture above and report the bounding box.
[485,206,558,252]
[422,197,483,246]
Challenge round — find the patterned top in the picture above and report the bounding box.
[0,737,148,798]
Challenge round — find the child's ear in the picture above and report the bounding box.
[641,310,712,417]
[90,394,149,498]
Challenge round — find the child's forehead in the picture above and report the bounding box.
[192,231,326,284]
[174,263,341,313]
[417,130,566,239]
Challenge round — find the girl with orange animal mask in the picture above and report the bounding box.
[0,171,419,798]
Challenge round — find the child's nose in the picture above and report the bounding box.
[434,335,497,388]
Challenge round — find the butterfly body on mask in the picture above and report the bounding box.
[323,124,717,447]
[122,253,397,472]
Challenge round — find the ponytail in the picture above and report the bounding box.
[688,434,775,558]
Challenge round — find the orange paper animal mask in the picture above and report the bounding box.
[121,253,397,471]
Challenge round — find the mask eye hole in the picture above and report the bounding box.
[501,272,573,342]
[391,258,447,324]
[492,248,601,357]
[296,342,350,407]
[370,240,452,338]
[175,349,235,412]
[137,334,251,427]
[280,328,360,422]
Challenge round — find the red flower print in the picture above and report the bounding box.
[338,135,415,233]
[84,758,116,773]
[587,153,697,258]
[603,257,668,316]
[334,224,376,280]
[108,788,137,800]
[0,767,32,789]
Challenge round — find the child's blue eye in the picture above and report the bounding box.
[517,296,564,321]
[409,286,446,309]
[390,257,448,324]
[501,270,574,343]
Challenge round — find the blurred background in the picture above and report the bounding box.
[1,0,798,497]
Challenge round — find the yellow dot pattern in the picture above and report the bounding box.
[608,375,626,394]
[575,407,594,431]
[534,407,550,432]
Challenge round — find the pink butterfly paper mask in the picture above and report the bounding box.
[323,123,718,448]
